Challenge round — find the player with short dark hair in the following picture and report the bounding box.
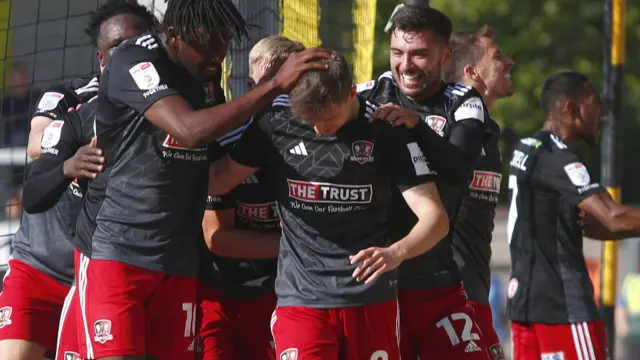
[72,0,332,358]
[507,71,640,360]
[207,52,448,360]
[2,2,157,360]
[27,0,156,161]
[197,36,304,360]
[442,25,514,359]
[359,5,492,359]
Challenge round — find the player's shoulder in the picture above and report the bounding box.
[110,33,162,64]
[443,82,481,101]
[355,71,398,104]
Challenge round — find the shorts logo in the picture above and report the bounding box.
[237,201,279,222]
[280,348,298,360]
[470,171,502,193]
[203,81,215,104]
[64,351,82,360]
[564,162,590,187]
[489,344,505,360]
[0,306,12,328]
[464,340,482,353]
[287,179,373,204]
[163,135,207,151]
[41,120,65,148]
[541,352,565,360]
[129,62,160,90]
[93,319,114,344]
[350,140,375,164]
[507,278,518,299]
[425,115,447,136]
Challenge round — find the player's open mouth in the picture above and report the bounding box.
[204,66,218,75]
[401,72,422,87]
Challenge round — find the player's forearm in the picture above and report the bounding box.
[22,163,72,214]
[389,209,449,261]
[412,121,470,186]
[588,206,640,240]
[207,229,280,259]
[186,79,281,148]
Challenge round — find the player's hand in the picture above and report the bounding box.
[350,246,403,284]
[62,137,104,180]
[67,103,84,113]
[272,48,335,93]
[371,103,421,129]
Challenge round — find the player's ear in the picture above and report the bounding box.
[165,26,179,49]
[441,45,452,69]
[463,64,478,82]
[350,85,357,98]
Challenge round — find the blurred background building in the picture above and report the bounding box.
[0,1,638,358]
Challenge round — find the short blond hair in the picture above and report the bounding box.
[248,35,305,80]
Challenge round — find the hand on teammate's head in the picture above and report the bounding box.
[272,48,335,93]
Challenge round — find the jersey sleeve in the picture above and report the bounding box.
[382,125,438,192]
[229,117,271,168]
[22,115,83,213]
[32,84,82,120]
[538,151,606,206]
[106,38,179,115]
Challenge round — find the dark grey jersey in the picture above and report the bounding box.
[15,102,97,286]
[507,131,605,323]
[75,33,222,277]
[230,96,436,308]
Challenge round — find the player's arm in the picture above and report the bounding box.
[208,118,271,195]
[371,102,479,186]
[202,198,280,259]
[27,80,97,159]
[580,193,640,239]
[110,43,333,149]
[351,128,448,284]
[538,152,640,240]
[22,118,104,213]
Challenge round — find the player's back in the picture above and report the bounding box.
[76,33,219,277]
[231,96,435,307]
[507,131,601,323]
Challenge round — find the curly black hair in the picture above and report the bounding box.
[85,0,157,47]
[162,0,251,46]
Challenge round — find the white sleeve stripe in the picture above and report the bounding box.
[75,87,99,95]
[272,101,290,107]
[218,123,249,141]
[218,134,242,146]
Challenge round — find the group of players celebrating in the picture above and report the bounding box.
[0,0,637,359]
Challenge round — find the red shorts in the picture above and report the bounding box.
[0,257,70,358]
[197,282,276,360]
[76,255,198,360]
[469,301,504,360]
[271,300,400,360]
[56,285,82,360]
[398,285,490,360]
[512,321,606,360]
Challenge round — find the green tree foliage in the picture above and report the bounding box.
[372,0,640,202]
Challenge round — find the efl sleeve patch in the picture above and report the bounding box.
[128,62,161,90]
[563,162,591,186]
[407,142,433,176]
[454,97,485,123]
[356,80,375,93]
[41,120,65,148]
[37,92,64,111]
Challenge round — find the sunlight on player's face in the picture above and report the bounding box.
[390,29,447,101]
[577,85,607,145]
[474,37,515,99]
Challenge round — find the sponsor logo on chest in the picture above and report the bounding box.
[469,171,502,193]
[161,135,209,162]
[237,201,278,222]
[287,179,372,204]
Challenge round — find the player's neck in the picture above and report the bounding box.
[462,78,496,111]
[541,120,580,147]
[407,81,443,103]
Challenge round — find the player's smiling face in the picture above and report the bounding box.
[390,29,451,101]
[474,37,515,99]
[173,27,231,82]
